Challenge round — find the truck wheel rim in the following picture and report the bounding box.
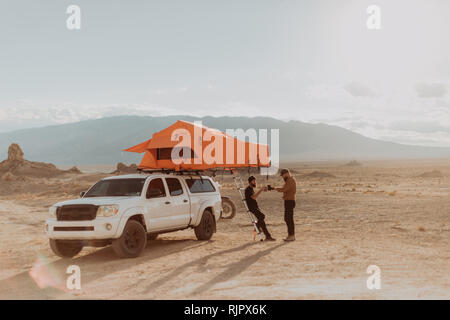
[222,203,231,214]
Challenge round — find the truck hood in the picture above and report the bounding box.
[53,196,137,207]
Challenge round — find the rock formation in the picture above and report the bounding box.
[7,143,24,161]
[417,169,443,178]
[113,162,138,174]
[0,143,82,179]
[344,160,362,167]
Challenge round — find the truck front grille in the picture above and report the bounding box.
[54,226,94,231]
[56,205,98,221]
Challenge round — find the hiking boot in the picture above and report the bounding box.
[283,235,295,241]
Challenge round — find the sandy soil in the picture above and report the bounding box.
[0,160,449,299]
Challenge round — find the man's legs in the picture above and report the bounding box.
[284,200,296,238]
[251,209,272,239]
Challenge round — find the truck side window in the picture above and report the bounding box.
[146,178,166,198]
[185,179,216,193]
[165,178,184,196]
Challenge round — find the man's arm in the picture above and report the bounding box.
[276,179,292,193]
[251,186,266,199]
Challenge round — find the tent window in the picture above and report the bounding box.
[157,147,195,160]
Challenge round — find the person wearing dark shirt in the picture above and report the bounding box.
[245,176,275,241]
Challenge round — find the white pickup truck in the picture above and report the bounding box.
[46,173,222,258]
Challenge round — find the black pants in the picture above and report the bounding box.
[250,209,271,238]
[284,200,296,236]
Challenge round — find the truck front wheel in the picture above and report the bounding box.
[49,239,83,258]
[194,210,215,241]
[112,220,147,258]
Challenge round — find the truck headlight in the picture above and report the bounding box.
[49,206,58,217]
[97,205,119,217]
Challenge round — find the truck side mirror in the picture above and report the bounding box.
[147,188,163,199]
[80,191,86,198]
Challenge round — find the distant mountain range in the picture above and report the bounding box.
[0,115,450,165]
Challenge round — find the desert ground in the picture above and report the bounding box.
[0,156,449,299]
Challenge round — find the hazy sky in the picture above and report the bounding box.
[1,0,449,146]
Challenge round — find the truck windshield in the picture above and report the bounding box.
[84,178,146,197]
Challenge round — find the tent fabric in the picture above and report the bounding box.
[124,139,152,153]
[124,120,270,171]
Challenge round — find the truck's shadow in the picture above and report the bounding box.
[191,242,287,296]
[0,238,207,299]
[139,241,258,294]
[139,241,287,296]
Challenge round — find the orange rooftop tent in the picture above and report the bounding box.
[124,120,270,171]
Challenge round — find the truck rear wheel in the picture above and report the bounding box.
[194,210,215,240]
[147,233,158,240]
[221,197,236,219]
[49,239,83,258]
[112,220,147,258]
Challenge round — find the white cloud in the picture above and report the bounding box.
[0,101,179,132]
[415,83,447,98]
[299,81,450,147]
[2,79,450,148]
[344,82,377,98]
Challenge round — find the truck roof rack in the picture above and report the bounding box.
[136,167,257,175]
[137,168,205,176]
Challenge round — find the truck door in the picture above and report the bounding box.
[144,177,172,231]
[164,177,191,227]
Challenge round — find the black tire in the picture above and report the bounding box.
[49,239,83,258]
[112,220,147,258]
[194,210,215,240]
[221,197,236,219]
[147,233,159,240]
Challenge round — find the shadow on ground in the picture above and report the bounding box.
[0,238,207,299]
[137,241,288,297]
